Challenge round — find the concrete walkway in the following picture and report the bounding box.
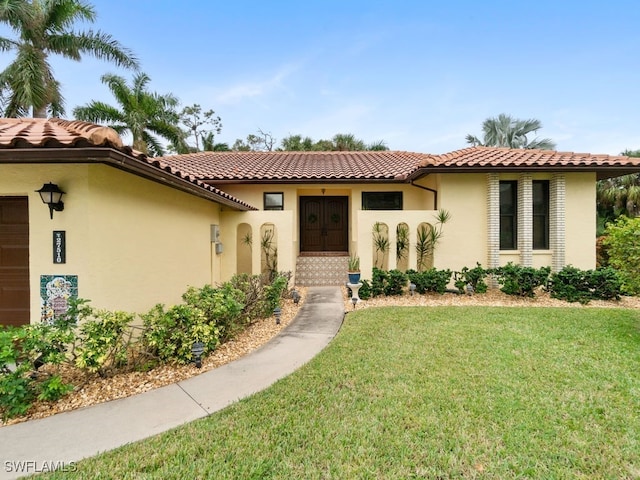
[0,286,345,480]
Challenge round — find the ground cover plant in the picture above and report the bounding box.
[41,306,640,479]
[0,273,291,421]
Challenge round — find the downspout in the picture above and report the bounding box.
[410,176,438,210]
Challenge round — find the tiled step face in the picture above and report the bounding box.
[295,256,349,286]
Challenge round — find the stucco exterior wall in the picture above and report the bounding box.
[564,173,596,269]
[435,174,488,271]
[1,163,220,323]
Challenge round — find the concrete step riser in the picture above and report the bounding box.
[295,256,349,286]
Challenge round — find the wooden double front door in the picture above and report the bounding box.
[300,196,348,252]
[0,197,30,326]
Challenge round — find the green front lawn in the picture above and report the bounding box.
[43,307,640,479]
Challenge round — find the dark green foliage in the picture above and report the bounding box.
[0,369,33,420]
[493,263,551,297]
[549,265,622,304]
[453,263,489,294]
[406,268,452,294]
[603,216,640,294]
[385,270,408,296]
[0,321,74,420]
[358,280,372,300]
[371,268,388,297]
[369,268,408,297]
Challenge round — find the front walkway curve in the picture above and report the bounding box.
[0,287,345,480]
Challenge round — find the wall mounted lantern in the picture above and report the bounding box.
[36,183,65,219]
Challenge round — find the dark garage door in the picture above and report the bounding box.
[0,197,30,326]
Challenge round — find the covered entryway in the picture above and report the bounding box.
[300,196,348,252]
[0,197,30,326]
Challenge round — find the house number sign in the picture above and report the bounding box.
[53,231,66,264]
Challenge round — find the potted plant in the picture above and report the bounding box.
[347,254,361,284]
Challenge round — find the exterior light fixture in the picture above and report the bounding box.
[410,283,416,296]
[292,289,300,305]
[36,183,65,219]
[274,306,282,325]
[351,297,358,309]
[191,341,205,368]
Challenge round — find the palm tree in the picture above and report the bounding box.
[73,73,186,156]
[466,113,556,150]
[597,150,640,225]
[0,0,138,118]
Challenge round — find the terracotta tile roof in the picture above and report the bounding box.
[156,150,434,182]
[0,118,256,210]
[0,117,125,149]
[418,147,640,180]
[157,147,640,183]
[429,146,640,169]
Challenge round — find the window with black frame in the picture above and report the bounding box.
[362,191,403,210]
[499,181,517,250]
[264,192,284,211]
[533,180,549,249]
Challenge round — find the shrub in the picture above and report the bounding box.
[453,263,489,294]
[385,270,408,296]
[141,304,220,365]
[371,268,388,297]
[549,265,622,304]
[228,272,291,324]
[406,268,452,294]
[75,309,136,376]
[0,323,74,420]
[603,216,640,295]
[493,263,550,297]
[182,283,245,341]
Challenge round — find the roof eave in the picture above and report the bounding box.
[0,148,256,211]
[410,165,640,181]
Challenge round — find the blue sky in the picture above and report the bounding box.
[2,0,640,154]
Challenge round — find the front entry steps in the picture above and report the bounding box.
[295,255,349,286]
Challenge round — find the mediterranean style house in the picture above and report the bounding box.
[2,117,639,326]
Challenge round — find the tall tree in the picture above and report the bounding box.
[73,73,186,156]
[179,104,222,152]
[278,133,389,151]
[232,129,276,151]
[0,0,138,118]
[597,149,640,224]
[465,113,556,150]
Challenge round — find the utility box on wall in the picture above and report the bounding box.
[210,225,220,243]
[211,224,223,255]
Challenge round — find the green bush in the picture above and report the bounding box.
[385,270,408,296]
[0,323,74,420]
[406,268,452,294]
[75,310,136,376]
[453,263,489,294]
[182,283,245,341]
[371,268,388,297]
[549,265,622,304]
[227,272,290,324]
[603,216,640,295]
[493,263,550,297]
[141,304,220,365]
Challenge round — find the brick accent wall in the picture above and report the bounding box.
[550,174,566,272]
[487,173,500,270]
[518,174,533,266]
